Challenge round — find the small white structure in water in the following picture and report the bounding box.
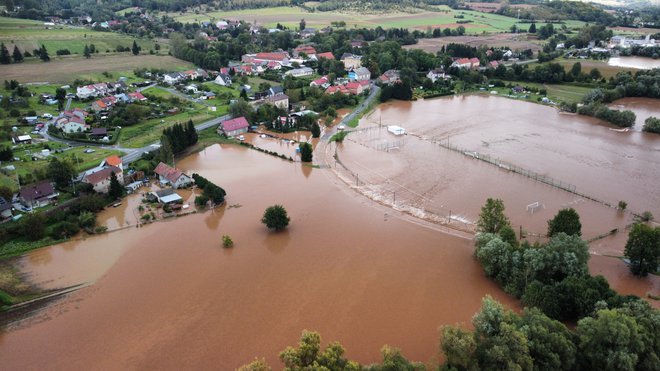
[387,125,405,136]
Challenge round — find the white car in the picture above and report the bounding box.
[42,113,53,119]
[338,125,345,131]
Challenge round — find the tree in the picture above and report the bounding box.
[547,208,582,237]
[78,211,96,229]
[0,42,10,64]
[299,142,313,162]
[310,122,321,138]
[84,45,91,59]
[262,204,290,231]
[19,212,46,241]
[229,99,253,121]
[529,23,537,33]
[159,135,174,165]
[222,235,234,248]
[47,157,75,189]
[39,44,50,62]
[132,40,140,55]
[624,223,659,277]
[0,186,13,201]
[570,62,582,77]
[299,19,306,31]
[109,171,124,199]
[477,198,510,234]
[441,326,476,369]
[12,45,23,63]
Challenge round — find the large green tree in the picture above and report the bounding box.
[624,223,659,277]
[262,204,290,231]
[108,171,124,199]
[477,198,510,234]
[12,45,23,63]
[47,157,75,189]
[0,42,11,64]
[299,142,313,162]
[547,208,582,237]
[131,40,140,55]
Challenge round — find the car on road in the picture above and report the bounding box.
[84,149,95,154]
[42,113,53,119]
[338,125,346,131]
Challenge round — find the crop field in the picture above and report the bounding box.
[0,17,162,57]
[167,6,585,34]
[0,55,193,83]
[405,33,545,53]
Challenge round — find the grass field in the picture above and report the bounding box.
[119,109,214,148]
[548,58,639,79]
[405,33,545,53]
[496,80,593,103]
[166,6,585,34]
[0,54,193,83]
[0,16,163,57]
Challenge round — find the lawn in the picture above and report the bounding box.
[0,140,124,192]
[118,109,214,148]
[167,6,584,34]
[0,17,161,57]
[495,80,593,104]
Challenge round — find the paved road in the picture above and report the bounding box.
[321,82,380,141]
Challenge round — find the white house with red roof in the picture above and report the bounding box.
[128,92,147,102]
[293,45,316,58]
[82,166,123,194]
[310,76,330,88]
[316,52,335,60]
[154,162,193,189]
[217,116,249,137]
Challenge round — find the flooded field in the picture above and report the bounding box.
[607,56,660,70]
[0,144,517,369]
[333,95,658,299]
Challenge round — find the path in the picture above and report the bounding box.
[321,82,380,141]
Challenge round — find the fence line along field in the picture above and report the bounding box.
[167,6,585,34]
[0,16,161,57]
[0,55,193,83]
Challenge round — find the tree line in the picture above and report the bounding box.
[158,120,198,164]
[192,173,226,207]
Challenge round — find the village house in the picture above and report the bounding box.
[101,155,123,171]
[285,67,314,78]
[451,57,480,70]
[128,91,147,102]
[82,166,123,194]
[310,76,330,89]
[12,134,32,145]
[300,28,317,39]
[62,118,88,133]
[427,68,449,83]
[268,86,285,97]
[293,45,316,58]
[19,182,59,209]
[91,96,117,112]
[154,162,193,189]
[378,70,401,85]
[163,72,184,85]
[0,197,12,219]
[348,67,371,81]
[90,127,108,139]
[316,52,335,60]
[350,40,367,48]
[242,52,290,67]
[218,116,249,137]
[214,73,232,86]
[266,94,289,110]
[341,53,362,70]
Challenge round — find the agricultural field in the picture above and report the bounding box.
[166,6,585,34]
[532,58,639,79]
[0,16,162,58]
[0,55,193,83]
[404,33,545,53]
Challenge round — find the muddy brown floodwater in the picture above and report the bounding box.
[608,97,660,132]
[336,95,658,300]
[0,144,517,370]
[607,56,660,70]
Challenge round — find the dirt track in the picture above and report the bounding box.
[403,33,544,53]
[0,54,193,83]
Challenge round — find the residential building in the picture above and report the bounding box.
[266,94,289,110]
[62,119,88,133]
[148,189,183,205]
[214,73,232,86]
[0,197,11,219]
[12,134,32,145]
[128,92,147,102]
[268,86,285,97]
[316,52,335,60]
[90,127,108,138]
[19,182,58,209]
[285,67,314,78]
[102,155,123,171]
[154,162,193,189]
[218,117,249,137]
[300,28,317,39]
[163,72,184,85]
[426,68,448,83]
[378,70,401,85]
[91,96,117,112]
[310,76,330,88]
[341,53,362,70]
[349,67,371,81]
[82,166,123,194]
[293,45,317,58]
[244,52,290,66]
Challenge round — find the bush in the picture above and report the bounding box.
[222,234,233,248]
[194,195,209,208]
[262,204,290,231]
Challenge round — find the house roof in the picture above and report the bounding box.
[317,52,334,60]
[128,91,146,101]
[267,94,289,103]
[154,162,187,184]
[269,86,284,95]
[294,45,316,55]
[0,197,12,212]
[312,76,329,85]
[221,117,249,132]
[105,155,122,167]
[255,52,288,61]
[19,182,55,202]
[83,166,121,185]
[91,127,108,136]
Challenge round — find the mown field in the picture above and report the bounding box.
[0,16,162,57]
[166,6,585,34]
[0,54,193,83]
[405,33,545,53]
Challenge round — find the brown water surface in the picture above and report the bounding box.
[607,56,660,70]
[0,144,516,369]
[608,97,660,131]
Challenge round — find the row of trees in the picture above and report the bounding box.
[192,173,227,207]
[159,120,198,164]
[0,42,24,64]
[576,102,637,128]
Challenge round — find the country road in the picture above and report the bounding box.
[321,82,380,141]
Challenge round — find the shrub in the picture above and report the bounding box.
[262,204,290,231]
[222,234,234,248]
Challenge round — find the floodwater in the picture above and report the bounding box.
[608,97,660,131]
[607,56,660,70]
[338,95,659,299]
[0,144,517,369]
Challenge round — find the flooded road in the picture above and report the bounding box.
[607,56,660,70]
[0,144,517,369]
